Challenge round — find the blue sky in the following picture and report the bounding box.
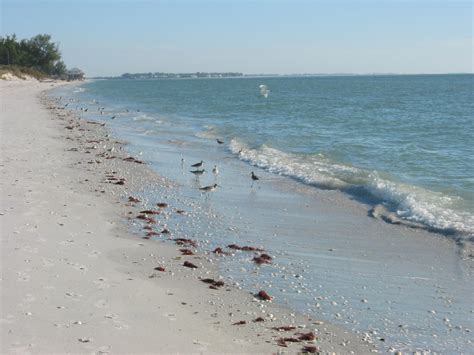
[1,0,472,76]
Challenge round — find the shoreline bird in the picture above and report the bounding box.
[200,183,219,199]
[212,165,219,175]
[190,169,205,177]
[191,160,204,168]
[250,171,259,186]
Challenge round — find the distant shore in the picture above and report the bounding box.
[0,79,376,353]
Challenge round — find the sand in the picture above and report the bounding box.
[0,80,376,354]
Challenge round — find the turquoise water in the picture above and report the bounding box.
[79,74,474,238]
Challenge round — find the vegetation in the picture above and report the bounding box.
[0,34,67,79]
[0,64,47,80]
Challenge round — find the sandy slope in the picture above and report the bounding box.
[0,80,374,354]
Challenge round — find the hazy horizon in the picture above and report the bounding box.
[2,0,472,77]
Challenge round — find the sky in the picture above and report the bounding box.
[1,0,472,76]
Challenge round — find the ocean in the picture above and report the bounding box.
[75,74,473,238]
[56,74,473,352]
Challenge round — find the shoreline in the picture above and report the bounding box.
[54,78,473,353]
[1,80,375,353]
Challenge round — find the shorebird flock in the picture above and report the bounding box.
[61,96,262,201]
[188,139,260,199]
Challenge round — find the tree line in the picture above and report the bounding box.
[0,34,67,77]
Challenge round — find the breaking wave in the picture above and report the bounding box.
[229,139,474,240]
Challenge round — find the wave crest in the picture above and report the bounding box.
[229,139,474,238]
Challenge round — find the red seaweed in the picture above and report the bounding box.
[140,210,160,215]
[183,261,198,269]
[123,156,144,164]
[272,326,296,331]
[256,290,273,301]
[174,238,197,247]
[212,247,230,255]
[297,332,316,341]
[302,345,319,354]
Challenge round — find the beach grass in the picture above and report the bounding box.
[0,64,46,80]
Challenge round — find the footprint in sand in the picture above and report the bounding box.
[112,319,130,330]
[22,294,36,303]
[22,245,39,254]
[41,257,55,267]
[94,345,111,354]
[65,292,83,301]
[66,261,89,272]
[94,299,109,309]
[164,312,177,321]
[93,277,110,290]
[88,250,101,258]
[16,270,31,282]
[0,314,16,324]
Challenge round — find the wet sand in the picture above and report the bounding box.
[0,80,376,353]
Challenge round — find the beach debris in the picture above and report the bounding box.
[212,247,230,255]
[256,290,273,301]
[282,337,301,343]
[140,210,160,215]
[253,253,273,264]
[145,231,159,237]
[297,332,316,341]
[216,139,224,144]
[174,238,197,247]
[276,338,288,347]
[200,278,225,289]
[253,317,265,322]
[228,244,264,252]
[156,202,168,208]
[180,249,195,255]
[176,209,186,215]
[272,325,296,331]
[136,215,156,224]
[233,320,247,325]
[78,337,92,343]
[183,261,198,269]
[160,228,170,234]
[301,345,319,353]
[154,266,166,272]
[123,156,144,164]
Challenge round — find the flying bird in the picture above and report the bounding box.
[259,84,270,98]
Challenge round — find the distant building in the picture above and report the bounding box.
[67,68,85,81]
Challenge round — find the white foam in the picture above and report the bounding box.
[229,139,474,237]
[195,125,218,139]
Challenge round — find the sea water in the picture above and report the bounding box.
[55,74,474,352]
[75,75,474,239]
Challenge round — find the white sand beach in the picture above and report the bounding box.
[0,80,376,354]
